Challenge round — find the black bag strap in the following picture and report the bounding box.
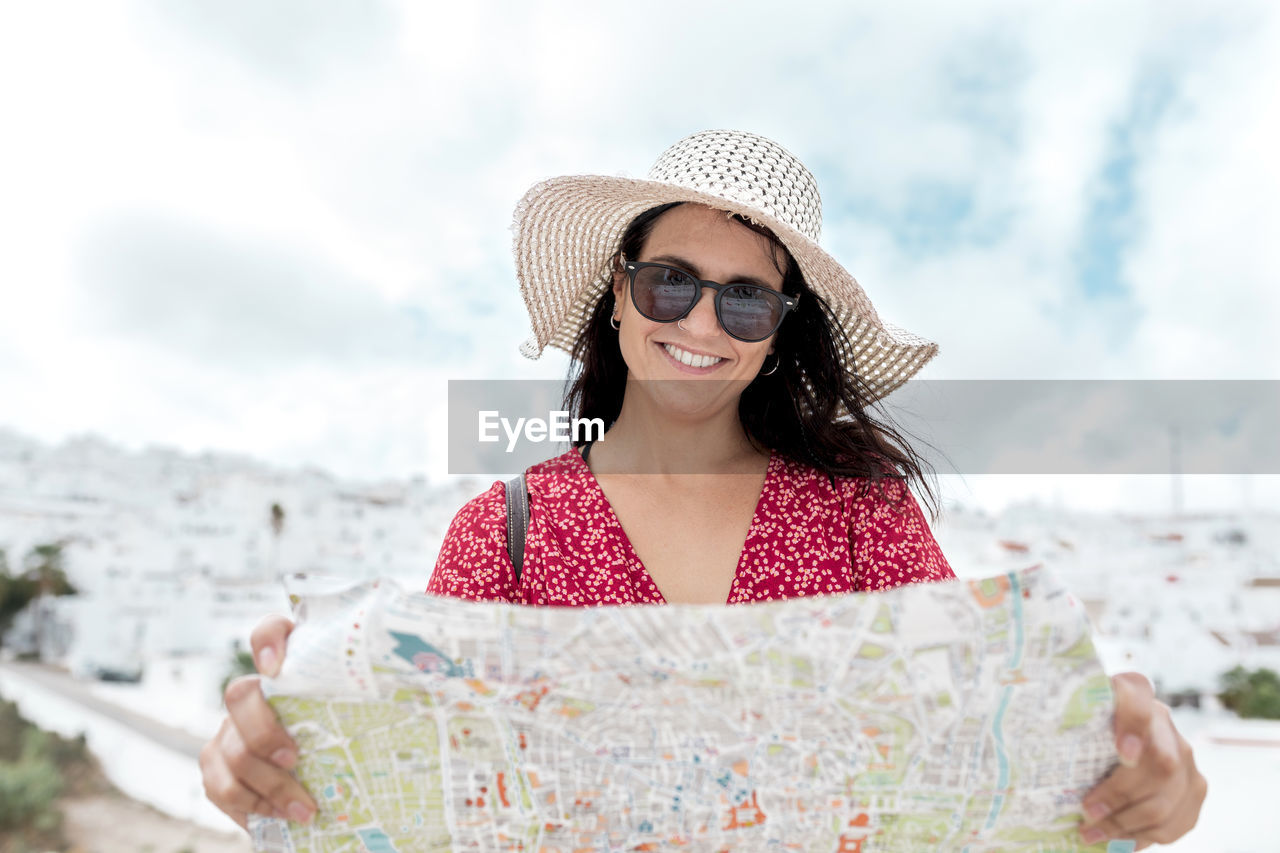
[504,473,529,583]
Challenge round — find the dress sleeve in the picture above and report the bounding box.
[842,476,956,592]
[426,480,520,603]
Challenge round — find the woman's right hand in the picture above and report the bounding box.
[199,614,318,830]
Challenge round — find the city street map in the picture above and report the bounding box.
[250,567,1126,852]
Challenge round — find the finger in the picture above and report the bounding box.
[1153,765,1209,845]
[1081,703,1188,844]
[1082,750,1170,826]
[200,723,284,829]
[1085,791,1168,844]
[224,675,299,767]
[221,721,317,823]
[1099,715,1202,845]
[1110,672,1155,767]
[250,614,295,677]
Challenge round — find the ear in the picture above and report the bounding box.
[611,265,626,309]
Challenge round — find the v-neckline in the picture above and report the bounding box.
[572,443,778,605]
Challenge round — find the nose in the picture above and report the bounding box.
[680,285,720,336]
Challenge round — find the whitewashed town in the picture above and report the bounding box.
[1,427,1278,850]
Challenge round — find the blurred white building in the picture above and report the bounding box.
[3,426,1278,709]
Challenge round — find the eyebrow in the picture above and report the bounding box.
[645,254,781,291]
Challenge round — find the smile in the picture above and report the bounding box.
[661,343,725,369]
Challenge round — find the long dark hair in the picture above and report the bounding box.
[563,203,940,519]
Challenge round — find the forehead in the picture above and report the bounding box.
[642,204,784,285]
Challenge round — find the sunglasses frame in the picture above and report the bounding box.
[620,259,800,343]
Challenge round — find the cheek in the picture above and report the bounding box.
[734,343,772,365]
[618,316,659,361]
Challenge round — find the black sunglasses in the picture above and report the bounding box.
[620,259,799,343]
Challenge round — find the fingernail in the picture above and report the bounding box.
[287,801,313,823]
[271,748,296,769]
[1084,800,1109,821]
[1081,826,1105,844]
[258,646,278,677]
[1119,734,1143,767]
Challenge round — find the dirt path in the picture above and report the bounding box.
[59,793,250,853]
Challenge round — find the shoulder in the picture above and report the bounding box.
[427,479,513,601]
[427,448,586,602]
[523,447,584,494]
[772,452,913,509]
[777,454,954,590]
[440,478,508,536]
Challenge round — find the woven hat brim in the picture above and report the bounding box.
[513,175,939,404]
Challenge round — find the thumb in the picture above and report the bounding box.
[249,613,295,678]
[1110,671,1154,768]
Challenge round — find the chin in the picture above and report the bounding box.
[640,373,753,419]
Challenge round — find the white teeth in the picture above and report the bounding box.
[663,343,723,368]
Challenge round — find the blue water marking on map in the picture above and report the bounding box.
[323,784,335,799]
[388,632,469,677]
[1007,571,1025,671]
[1106,841,1136,852]
[356,827,400,852]
[984,685,1014,829]
[984,573,1025,830]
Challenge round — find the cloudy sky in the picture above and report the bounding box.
[1,1,1276,511]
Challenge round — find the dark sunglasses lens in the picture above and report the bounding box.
[720,286,784,340]
[633,266,696,320]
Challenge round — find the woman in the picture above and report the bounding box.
[201,130,1206,847]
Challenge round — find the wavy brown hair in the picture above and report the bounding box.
[562,203,940,519]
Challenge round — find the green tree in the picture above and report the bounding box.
[0,755,62,832]
[22,542,76,596]
[1218,666,1280,719]
[268,502,286,577]
[0,699,103,845]
[221,644,258,697]
[0,542,77,650]
[0,560,38,642]
[270,502,286,538]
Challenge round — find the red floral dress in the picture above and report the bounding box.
[427,445,954,605]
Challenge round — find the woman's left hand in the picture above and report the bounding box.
[1079,672,1208,848]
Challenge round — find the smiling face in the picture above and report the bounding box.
[609,203,786,419]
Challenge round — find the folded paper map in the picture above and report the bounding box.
[250,566,1125,852]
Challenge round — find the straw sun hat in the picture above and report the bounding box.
[513,129,938,403]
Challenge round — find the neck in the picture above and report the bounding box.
[589,382,768,476]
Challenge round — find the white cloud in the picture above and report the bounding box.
[75,213,469,368]
[1119,6,1280,379]
[0,0,1274,505]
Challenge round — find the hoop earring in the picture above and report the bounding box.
[759,353,779,376]
[610,315,620,331]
